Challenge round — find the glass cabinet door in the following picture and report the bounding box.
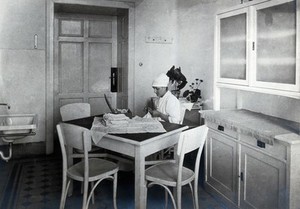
[253,0,299,91]
[217,8,249,85]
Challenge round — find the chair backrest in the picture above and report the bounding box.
[60,103,91,121]
[56,123,92,169]
[177,125,208,156]
[177,125,208,173]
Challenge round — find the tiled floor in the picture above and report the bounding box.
[0,155,228,209]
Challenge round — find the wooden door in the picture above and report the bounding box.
[206,129,239,205]
[54,14,118,124]
[240,145,286,209]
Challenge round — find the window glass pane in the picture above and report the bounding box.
[256,1,296,84]
[220,13,247,80]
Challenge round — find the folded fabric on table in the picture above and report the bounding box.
[102,113,130,125]
[91,115,166,145]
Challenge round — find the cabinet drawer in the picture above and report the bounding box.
[240,134,287,160]
[206,121,238,139]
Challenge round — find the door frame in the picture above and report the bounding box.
[46,0,135,154]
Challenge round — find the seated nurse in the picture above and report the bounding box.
[147,73,181,124]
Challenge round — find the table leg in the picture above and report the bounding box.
[135,147,146,209]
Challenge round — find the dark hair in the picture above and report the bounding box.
[166,66,187,90]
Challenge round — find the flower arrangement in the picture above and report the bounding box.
[182,78,203,102]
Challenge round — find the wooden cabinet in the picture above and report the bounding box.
[240,145,286,209]
[204,117,300,209]
[206,129,239,205]
[215,0,300,101]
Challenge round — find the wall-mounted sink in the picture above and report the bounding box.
[0,114,37,162]
[0,114,37,142]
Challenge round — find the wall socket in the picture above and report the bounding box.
[145,36,173,44]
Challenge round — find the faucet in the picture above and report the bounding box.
[0,103,10,109]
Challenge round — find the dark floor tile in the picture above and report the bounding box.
[0,155,228,209]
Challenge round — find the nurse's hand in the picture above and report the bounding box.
[151,109,160,117]
[147,107,153,115]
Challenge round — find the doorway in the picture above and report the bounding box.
[49,3,131,153]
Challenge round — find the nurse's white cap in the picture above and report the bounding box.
[152,73,169,87]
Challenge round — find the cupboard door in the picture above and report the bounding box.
[206,129,239,205]
[253,0,299,91]
[217,8,249,85]
[240,145,286,209]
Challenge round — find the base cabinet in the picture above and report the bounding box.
[240,145,286,209]
[206,129,238,205]
[205,124,290,209]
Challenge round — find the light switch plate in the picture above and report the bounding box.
[145,36,173,44]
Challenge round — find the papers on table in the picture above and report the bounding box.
[92,115,166,134]
[91,114,166,144]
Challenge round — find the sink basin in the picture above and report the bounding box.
[0,114,37,139]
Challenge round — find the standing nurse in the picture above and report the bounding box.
[147,73,181,124]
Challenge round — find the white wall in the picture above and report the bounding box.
[0,0,46,145]
[134,0,178,116]
[240,92,300,123]
[176,0,238,110]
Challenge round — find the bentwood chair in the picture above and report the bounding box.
[60,103,133,172]
[145,125,208,209]
[60,103,91,122]
[154,104,187,161]
[56,123,119,209]
[60,102,104,155]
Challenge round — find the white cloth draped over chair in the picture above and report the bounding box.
[56,123,119,209]
[145,125,209,209]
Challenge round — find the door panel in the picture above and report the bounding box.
[54,14,117,124]
[88,42,112,92]
[240,145,286,209]
[206,129,238,205]
[89,20,112,38]
[59,42,84,93]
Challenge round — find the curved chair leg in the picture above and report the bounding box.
[59,177,69,209]
[90,182,95,204]
[193,180,199,209]
[176,186,182,209]
[148,183,177,209]
[85,176,115,209]
[164,189,168,209]
[82,180,89,209]
[188,182,196,209]
[113,173,118,209]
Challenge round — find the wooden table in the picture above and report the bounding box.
[66,116,188,209]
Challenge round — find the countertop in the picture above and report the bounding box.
[200,109,300,145]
